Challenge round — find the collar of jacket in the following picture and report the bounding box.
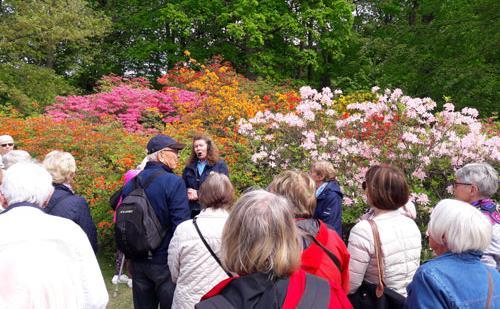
[53,183,72,193]
[186,160,216,171]
[1,202,43,214]
[145,161,174,173]
[437,250,483,262]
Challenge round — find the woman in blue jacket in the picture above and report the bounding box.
[43,150,98,253]
[183,134,228,218]
[309,161,343,237]
[406,199,500,308]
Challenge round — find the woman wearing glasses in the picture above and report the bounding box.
[453,162,499,271]
[0,135,15,170]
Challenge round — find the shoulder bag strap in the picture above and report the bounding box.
[486,270,493,309]
[138,170,166,189]
[367,219,385,298]
[307,234,342,272]
[193,217,233,278]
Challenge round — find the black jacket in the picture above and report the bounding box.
[46,184,98,253]
[182,159,229,212]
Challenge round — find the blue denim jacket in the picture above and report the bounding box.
[406,251,500,308]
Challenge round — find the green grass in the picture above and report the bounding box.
[98,253,133,309]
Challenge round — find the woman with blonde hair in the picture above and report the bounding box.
[310,160,344,236]
[196,189,351,308]
[183,134,229,218]
[168,173,234,309]
[43,150,98,252]
[268,170,351,294]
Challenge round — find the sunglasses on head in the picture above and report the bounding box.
[1,143,13,147]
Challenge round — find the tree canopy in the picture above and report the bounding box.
[0,0,498,115]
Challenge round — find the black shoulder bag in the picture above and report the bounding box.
[193,217,233,278]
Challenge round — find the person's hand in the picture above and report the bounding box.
[187,188,198,201]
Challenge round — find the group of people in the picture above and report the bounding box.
[0,132,499,308]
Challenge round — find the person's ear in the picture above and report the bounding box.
[41,190,54,209]
[158,150,178,169]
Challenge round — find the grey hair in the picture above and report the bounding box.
[456,162,498,197]
[428,199,492,253]
[146,151,159,162]
[2,150,33,169]
[221,189,302,277]
[1,162,54,207]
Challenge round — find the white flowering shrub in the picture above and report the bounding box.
[239,86,499,224]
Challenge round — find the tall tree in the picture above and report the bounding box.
[84,0,354,88]
[0,0,111,112]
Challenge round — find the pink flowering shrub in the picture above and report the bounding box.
[46,85,201,133]
[239,87,499,223]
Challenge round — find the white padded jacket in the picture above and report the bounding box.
[168,208,230,309]
[348,210,421,296]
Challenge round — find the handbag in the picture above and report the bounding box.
[348,219,406,309]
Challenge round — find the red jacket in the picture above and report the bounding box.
[298,219,351,293]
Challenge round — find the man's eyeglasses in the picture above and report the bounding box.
[0,143,14,147]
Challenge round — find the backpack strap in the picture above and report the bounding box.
[136,170,166,189]
[193,216,233,278]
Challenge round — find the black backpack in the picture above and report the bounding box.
[115,170,166,259]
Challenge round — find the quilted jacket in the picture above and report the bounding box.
[347,210,421,296]
[168,208,231,309]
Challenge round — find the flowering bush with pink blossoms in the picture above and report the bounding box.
[239,86,500,224]
[46,84,201,133]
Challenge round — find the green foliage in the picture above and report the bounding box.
[0,63,75,114]
[87,0,354,88]
[352,0,500,115]
[0,0,111,114]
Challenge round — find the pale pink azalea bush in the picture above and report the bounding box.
[239,87,499,223]
[46,85,201,133]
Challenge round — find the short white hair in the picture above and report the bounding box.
[43,151,76,184]
[0,135,14,144]
[428,199,492,254]
[456,162,498,197]
[2,150,33,169]
[1,162,54,207]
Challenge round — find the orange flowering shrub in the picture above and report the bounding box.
[0,114,147,248]
[159,56,298,165]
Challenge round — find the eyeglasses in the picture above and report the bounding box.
[453,182,473,188]
[0,143,14,147]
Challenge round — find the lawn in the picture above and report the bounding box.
[98,253,133,309]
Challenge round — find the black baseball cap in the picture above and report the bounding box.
[146,134,185,154]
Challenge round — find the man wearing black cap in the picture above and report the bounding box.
[120,134,190,309]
